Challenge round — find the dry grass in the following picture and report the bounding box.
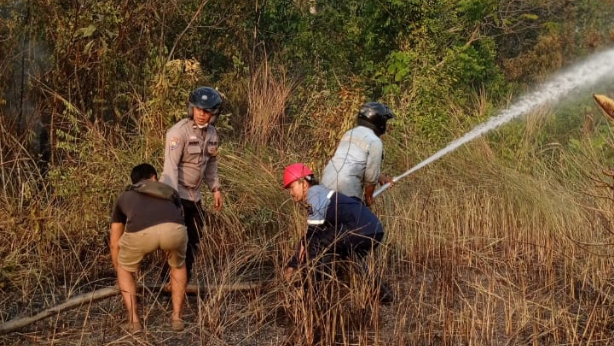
[4,89,614,345]
[5,155,614,345]
[245,62,298,148]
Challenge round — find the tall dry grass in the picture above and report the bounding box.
[370,105,614,344]
[4,80,614,345]
[0,116,51,299]
[245,62,297,148]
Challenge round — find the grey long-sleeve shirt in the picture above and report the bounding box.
[320,126,383,200]
[160,119,221,202]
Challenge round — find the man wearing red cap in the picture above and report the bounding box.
[282,163,392,302]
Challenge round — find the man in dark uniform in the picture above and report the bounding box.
[160,86,223,281]
[282,163,393,303]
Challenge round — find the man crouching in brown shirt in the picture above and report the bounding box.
[110,163,188,332]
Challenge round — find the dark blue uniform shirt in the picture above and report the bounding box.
[289,185,384,268]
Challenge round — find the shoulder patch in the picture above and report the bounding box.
[169,137,180,150]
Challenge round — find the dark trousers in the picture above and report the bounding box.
[303,231,383,280]
[309,231,383,262]
[306,231,392,302]
[181,199,205,281]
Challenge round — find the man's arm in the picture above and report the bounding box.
[160,129,183,191]
[203,128,223,210]
[284,236,307,282]
[364,184,376,206]
[364,139,384,206]
[110,222,125,270]
[364,140,383,184]
[204,155,223,211]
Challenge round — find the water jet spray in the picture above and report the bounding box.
[374,47,614,198]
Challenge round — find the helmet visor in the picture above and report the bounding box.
[205,105,221,116]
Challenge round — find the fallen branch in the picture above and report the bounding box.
[0,282,265,335]
[0,286,119,335]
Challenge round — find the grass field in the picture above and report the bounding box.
[2,105,614,345]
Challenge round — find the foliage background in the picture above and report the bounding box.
[3,0,614,344]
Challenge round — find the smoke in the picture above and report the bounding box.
[1,1,51,131]
[0,1,53,186]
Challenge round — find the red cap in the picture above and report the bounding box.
[283,163,313,189]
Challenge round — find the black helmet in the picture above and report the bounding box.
[189,87,222,115]
[357,102,395,136]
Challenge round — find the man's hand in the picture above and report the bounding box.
[378,174,395,187]
[364,175,395,206]
[213,190,223,211]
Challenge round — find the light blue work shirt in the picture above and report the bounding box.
[320,126,383,200]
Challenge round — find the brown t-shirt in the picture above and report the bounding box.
[111,190,185,233]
